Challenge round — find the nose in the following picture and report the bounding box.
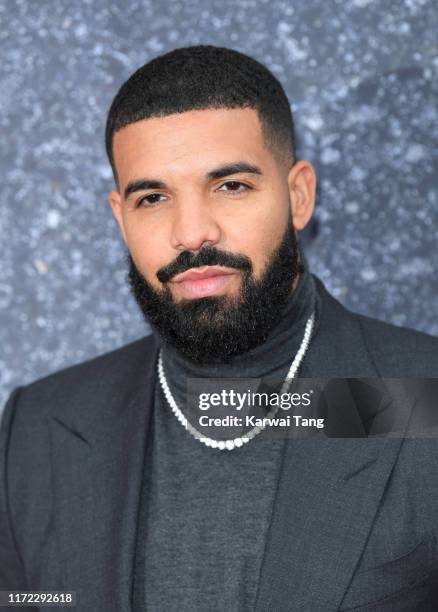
[169,194,222,252]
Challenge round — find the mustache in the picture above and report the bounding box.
[156,245,253,283]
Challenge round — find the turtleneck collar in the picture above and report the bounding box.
[158,242,320,391]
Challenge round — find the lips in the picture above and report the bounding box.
[171,266,236,298]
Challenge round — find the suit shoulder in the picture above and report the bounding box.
[355,312,438,356]
[9,334,158,421]
[313,274,438,358]
[29,333,156,387]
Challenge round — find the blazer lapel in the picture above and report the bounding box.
[48,334,161,612]
[254,277,411,611]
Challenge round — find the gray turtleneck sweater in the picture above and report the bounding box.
[133,249,322,612]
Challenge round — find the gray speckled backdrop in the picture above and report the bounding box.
[1,0,437,409]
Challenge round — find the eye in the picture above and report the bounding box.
[136,193,167,208]
[217,181,252,194]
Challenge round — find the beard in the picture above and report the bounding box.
[126,212,302,365]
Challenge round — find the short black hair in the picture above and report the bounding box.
[105,44,296,187]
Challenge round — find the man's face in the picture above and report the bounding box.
[108,107,316,363]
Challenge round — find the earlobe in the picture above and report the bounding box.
[287,160,317,231]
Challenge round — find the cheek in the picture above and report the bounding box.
[222,199,289,278]
[123,217,173,289]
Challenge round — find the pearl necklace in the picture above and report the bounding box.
[157,311,315,451]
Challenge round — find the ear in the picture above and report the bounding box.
[287,160,317,231]
[107,190,128,246]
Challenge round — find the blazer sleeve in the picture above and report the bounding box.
[0,386,29,590]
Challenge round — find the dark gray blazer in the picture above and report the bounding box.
[1,275,438,612]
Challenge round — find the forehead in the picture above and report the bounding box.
[112,107,273,185]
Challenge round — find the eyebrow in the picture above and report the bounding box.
[123,161,263,200]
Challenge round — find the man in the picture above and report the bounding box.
[1,44,438,612]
